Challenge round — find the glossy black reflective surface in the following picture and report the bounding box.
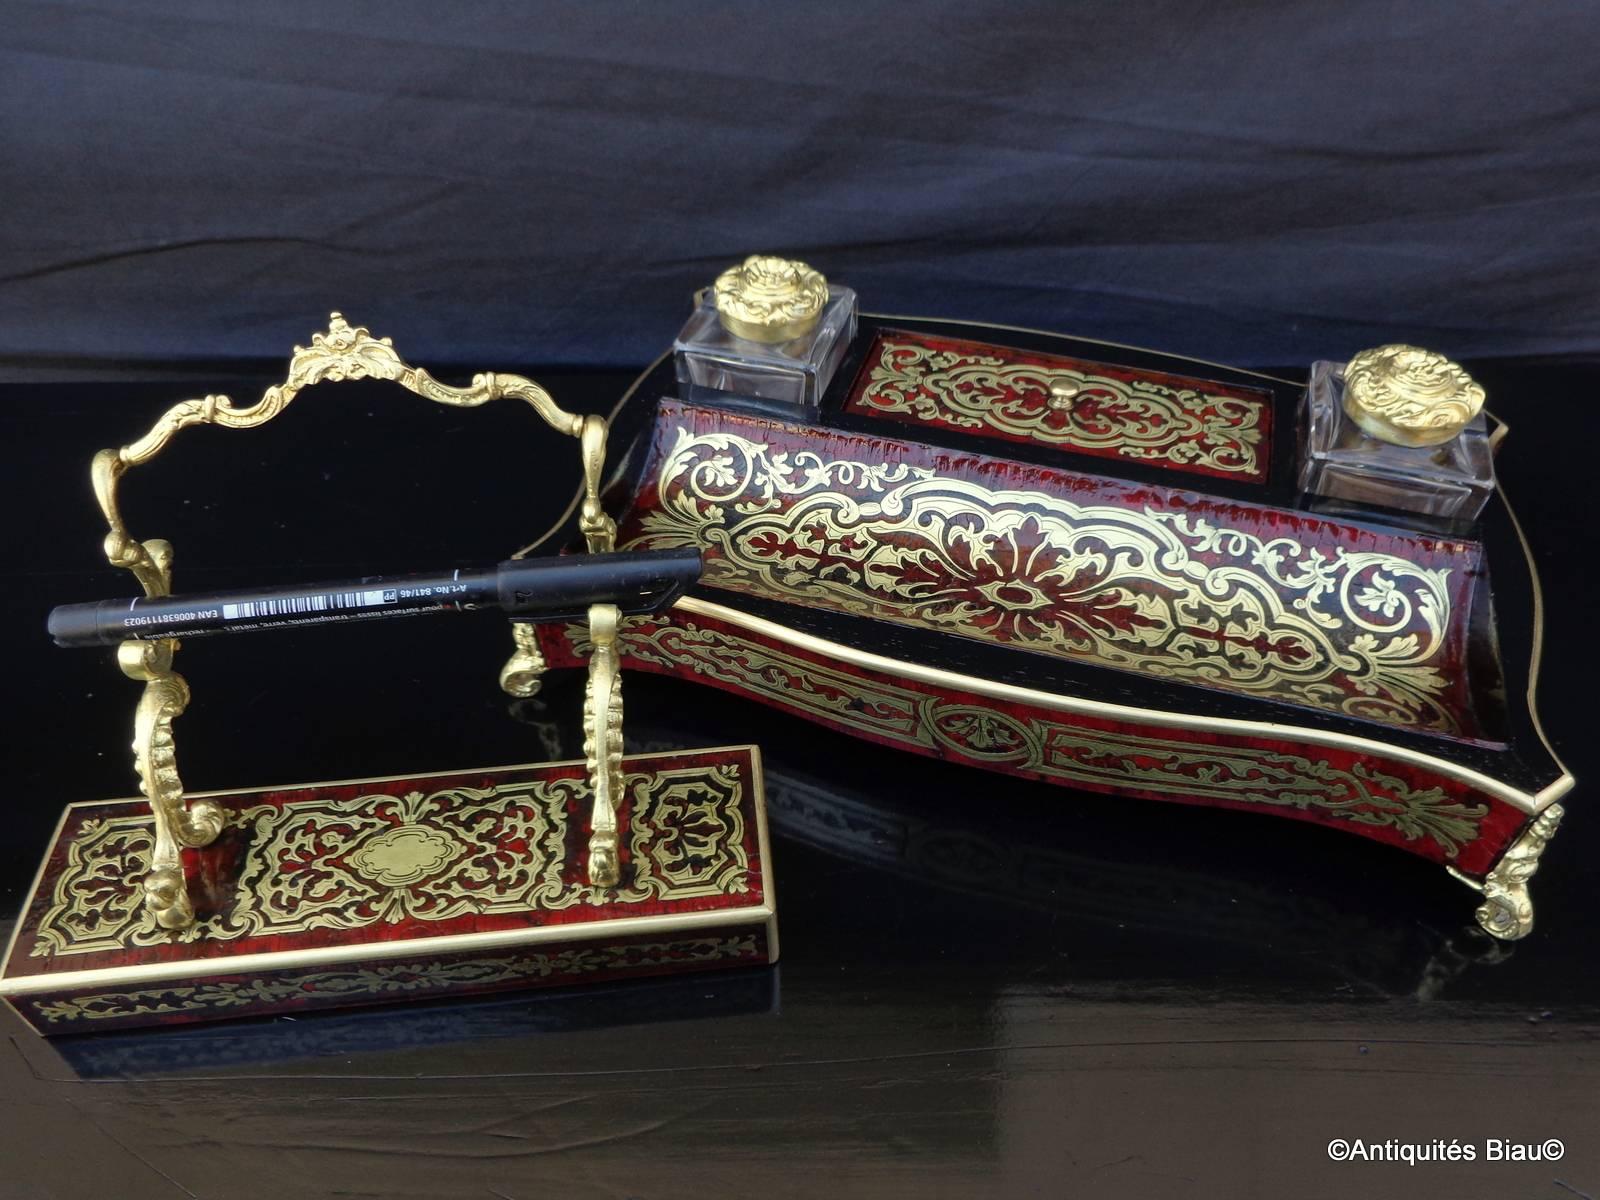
[1,363,1596,1199]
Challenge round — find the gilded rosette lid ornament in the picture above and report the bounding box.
[714,255,830,343]
[1343,344,1486,447]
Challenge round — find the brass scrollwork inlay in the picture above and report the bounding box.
[565,617,1488,859]
[32,761,751,956]
[627,762,750,900]
[627,427,1460,731]
[31,934,760,1024]
[848,336,1267,479]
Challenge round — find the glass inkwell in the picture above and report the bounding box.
[1299,343,1495,523]
[674,254,858,412]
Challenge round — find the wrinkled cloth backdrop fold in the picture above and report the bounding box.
[2,0,1598,377]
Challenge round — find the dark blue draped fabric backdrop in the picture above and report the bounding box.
[3,0,1597,377]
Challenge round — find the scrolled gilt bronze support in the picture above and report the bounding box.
[1450,804,1564,940]
[500,412,618,698]
[583,603,626,887]
[119,640,226,929]
[92,313,620,927]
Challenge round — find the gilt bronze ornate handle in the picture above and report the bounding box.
[90,313,624,929]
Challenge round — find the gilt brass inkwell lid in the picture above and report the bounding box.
[714,254,830,343]
[1343,343,1486,447]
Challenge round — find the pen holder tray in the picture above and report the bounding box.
[1,315,777,1034]
[1,748,775,1033]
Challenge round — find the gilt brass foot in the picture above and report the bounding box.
[1451,804,1564,941]
[588,832,620,888]
[143,867,194,930]
[500,623,549,697]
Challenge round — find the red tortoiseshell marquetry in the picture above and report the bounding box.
[617,400,1493,743]
[1,747,775,1034]
[532,382,1538,880]
[844,330,1274,482]
[534,609,1529,877]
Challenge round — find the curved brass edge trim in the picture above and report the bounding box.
[1533,772,1577,809]
[1497,482,1574,809]
[672,596,1553,815]
[861,311,1306,389]
[1486,409,1510,453]
[747,745,779,965]
[511,347,675,561]
[0,904,774,998]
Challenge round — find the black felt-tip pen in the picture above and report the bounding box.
[47,549,701,648]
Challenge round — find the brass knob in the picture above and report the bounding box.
[1342,344,1485,448]
[714,255,830,343]
[1048,381,1079,412]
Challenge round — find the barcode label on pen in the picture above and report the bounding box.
[223,590,392,621]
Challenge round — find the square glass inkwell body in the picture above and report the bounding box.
[1299,345,1496,522]
[674,255,857,412]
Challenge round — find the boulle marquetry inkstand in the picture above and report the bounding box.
[0,317,778,1034]
[530,255,1573,943]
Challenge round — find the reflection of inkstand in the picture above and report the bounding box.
[0,313,778,1036]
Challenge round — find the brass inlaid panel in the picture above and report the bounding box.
[628,426,1464,732]
[845,332,1270,480]
[32,934,759,1024]
[33,762,752,956]
[570,619,1489,857]
[625,762,750,901]
[569,619,927,743]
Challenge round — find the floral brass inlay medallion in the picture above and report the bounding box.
[629,765,751,899]
[571,617,1488,858]
[625,424,1467,732]
[347,824,468,887]
[845,332,1270,481]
